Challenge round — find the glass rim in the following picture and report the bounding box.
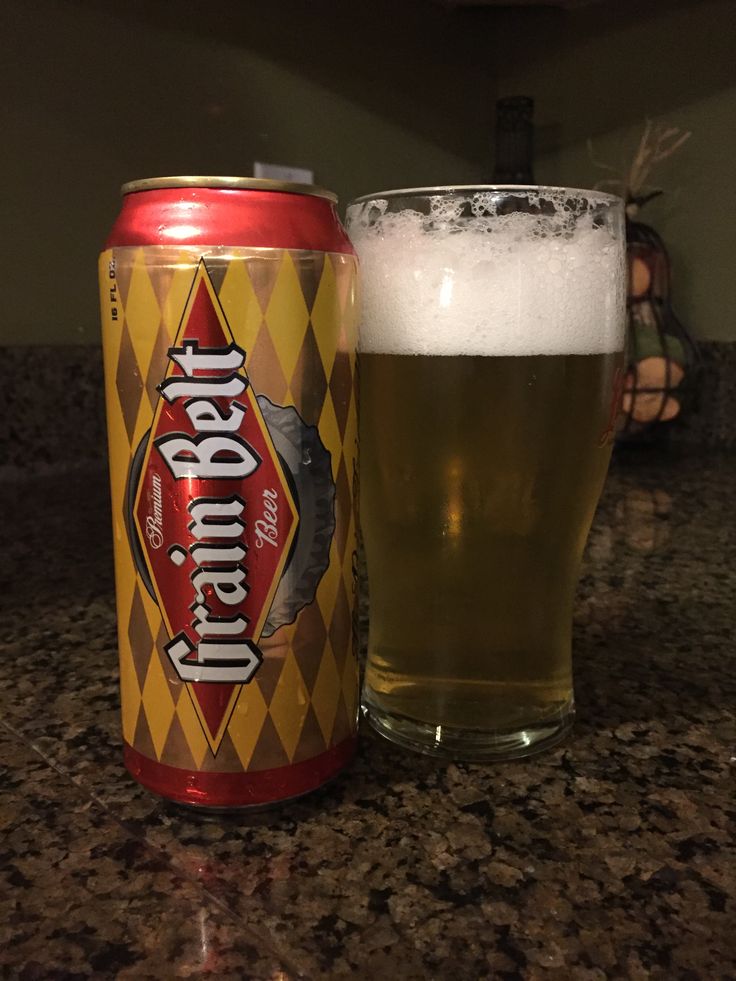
[348,184,623,207]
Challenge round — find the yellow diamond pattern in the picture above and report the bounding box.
[218,258,264,356]
[124,249,162,375]
[161,253,204,332]
[100,245,359,774]
[264,253,310,383]
[118,628,140,746]
[140,576,162,639]
[311,641,341,744]
[311,254,340,377]
[112,568,139,747]
[174,690,210,769]
[343,389,358,474]
[318,390,343,481]
[224,682,269,770]
[268,651,310,761]
[316,540,342,631]
[141,649,176,759]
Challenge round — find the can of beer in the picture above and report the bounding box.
[98,176,359,808]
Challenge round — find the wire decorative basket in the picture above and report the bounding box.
[618,214,699,441]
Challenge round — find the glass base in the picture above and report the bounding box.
[362,693,574,762]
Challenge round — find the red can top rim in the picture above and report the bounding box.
[120,175,338,204]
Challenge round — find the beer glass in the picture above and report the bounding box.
[346,186,625,760]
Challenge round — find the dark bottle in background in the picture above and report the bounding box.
[492,96,535,184]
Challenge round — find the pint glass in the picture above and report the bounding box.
[346,186,625,760]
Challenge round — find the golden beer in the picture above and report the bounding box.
[348,186,626,759]
[360,351,621,746]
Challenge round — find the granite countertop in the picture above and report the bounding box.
[1,452,734,980]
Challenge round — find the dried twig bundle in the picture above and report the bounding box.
[589,119,691,213]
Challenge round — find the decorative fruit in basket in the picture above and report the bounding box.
[590,120,697,436]
[622,309,687,423]
[622,238,688,425]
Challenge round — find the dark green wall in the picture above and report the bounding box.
[495,0,736,341]
[1,0,733,343]
[0,0,494,345]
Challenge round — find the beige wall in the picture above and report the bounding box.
[1,0,733,344]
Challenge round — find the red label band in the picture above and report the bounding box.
[123,737,358,808]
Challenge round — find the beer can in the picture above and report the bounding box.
[98,176,360,808]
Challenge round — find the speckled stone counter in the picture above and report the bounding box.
[1,453,734,980]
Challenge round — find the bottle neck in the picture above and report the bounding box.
[493,96,534,184]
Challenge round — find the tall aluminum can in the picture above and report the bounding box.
[98,176,359,808]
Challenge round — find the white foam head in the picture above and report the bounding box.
[346,187,626,357]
